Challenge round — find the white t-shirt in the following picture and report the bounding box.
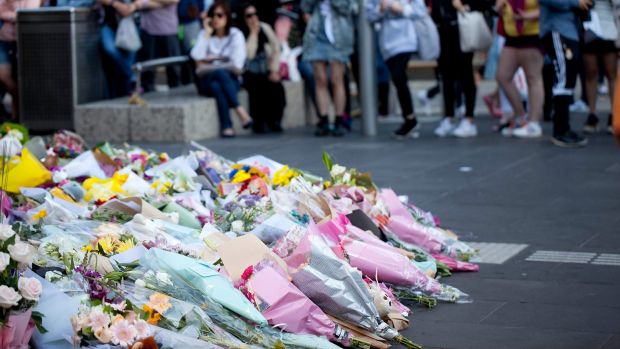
[320,0,335,43]
[190,27,247,71]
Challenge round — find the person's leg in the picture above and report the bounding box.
[298,60,319,114]
[496,46,524,118]
[244,73,265,133]
[267,80,286,132]
[544,33,584,145]
[378,82,390,116]
[459,52,477,120]
[312,61,330,117]
[385,52,415,119]
[163,34,181,88]
[139,31,157,92]
[543,57,554,121]
[583,52,599,115]
[518,47,544,122]
[201,74,233,134]
[210,69,252,126]
[602,51,617,109]
[329,60,347,136]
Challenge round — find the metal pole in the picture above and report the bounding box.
[357,0,377,136]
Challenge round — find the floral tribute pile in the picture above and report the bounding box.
[0,126,480,349]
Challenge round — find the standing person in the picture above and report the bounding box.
[190,1,253,137]
[241,3,286,133]
[0,0,40,120]
[431,0,489,138]
[582,0,620,134]
[177,0,204,84]
[301,0,356,137]
[98,0,138,98]
[368,0,426,138]
[134,0,182,92]
[539,0,591,147]
[495,0,544,138]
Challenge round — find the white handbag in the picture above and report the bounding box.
[115,16,142,52]
[457,11,493,53]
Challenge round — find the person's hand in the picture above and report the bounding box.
[515,9,538,20]
[389,1,403,14]
[579,0,592,10]
[452,0,468,13]
[495,0,506,15]
[117,3,135,16]
[248,21,260,35]
[203,17,213,35]
[268,71,281,82]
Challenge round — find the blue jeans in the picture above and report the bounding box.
[196,69,240,131]
[100,25,136,97]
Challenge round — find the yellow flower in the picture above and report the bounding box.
[142,305,161,325]
[116,239,135,253]
[81,245,93,252]
[33,209,47,220]
[147,293,172,314]
[97,236,116,255]
[272,166,298,187]
[231,171,251,183]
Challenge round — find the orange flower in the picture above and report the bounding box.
[142,305,161,325]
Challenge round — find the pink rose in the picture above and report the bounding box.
[0,285,22,309]
[18,277,42,301]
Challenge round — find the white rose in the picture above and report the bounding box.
[0,285,22,309]
[18,277,42,301]
[134,279,146,288]
[231,220,244,233]
[342,173,351,183]
[0,224,15,241]
[8,242,36,267]
[0,136,22,158]
[330,164,346,177]
[0,252,10,272]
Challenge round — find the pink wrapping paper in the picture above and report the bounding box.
[342,237,442,295]
[249,266,336,339]
[432,253,480,272]
[381,190,443,253]
[0,309,34,349]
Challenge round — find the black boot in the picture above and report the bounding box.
[315,116,330,137]
[331,116,345,137]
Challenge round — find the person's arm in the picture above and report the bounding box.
[112,0,137,17]
[229,30,248,75]
[262,23,281,79]
[0,3,16,23]
[190,29,209,61]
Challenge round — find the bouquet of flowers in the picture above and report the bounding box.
[0,224,45,349]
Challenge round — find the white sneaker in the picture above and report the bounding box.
[434,118,455,137]
[416,90,432,116]
[452,119,478,138]
[569,100,588,112]
[512,121,543,138]
[500,123,515,137]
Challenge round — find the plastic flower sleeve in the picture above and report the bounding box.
[290,234,399,340]
[151,327,227,349]
[140,248,267,326]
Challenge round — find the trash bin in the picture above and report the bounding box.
[17,7,106,131]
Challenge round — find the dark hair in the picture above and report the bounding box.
[207,0,233,35]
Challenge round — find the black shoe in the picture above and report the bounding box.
[393,118,418,138]
[315,117,330,137]
[551,131,588,148]
[268,123,283,133]
[341,115,352,132]
[583,114,599,134]
[331,117,345,137]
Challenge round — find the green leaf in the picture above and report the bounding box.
[31,311,47,334]
[322,151,334,172]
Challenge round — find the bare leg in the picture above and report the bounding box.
[518,47,544,122]
[233,106,252,125]
[312,61,330,117]
[583,53,599,115]
[602,52,618,110]
[496,47,524,118]
[329,61,346,116]
[0,65,17,120]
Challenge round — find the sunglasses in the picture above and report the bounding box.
[211,12,225,18]
[245,12,257,19]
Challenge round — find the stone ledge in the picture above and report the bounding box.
[75,81,308,143]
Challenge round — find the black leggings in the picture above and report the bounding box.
[438,26,476,117]
[386,52,415,118]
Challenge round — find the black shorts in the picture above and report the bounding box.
[504,35,542,50]
[582,39,618,54]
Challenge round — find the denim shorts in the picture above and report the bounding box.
[0,41,14,65]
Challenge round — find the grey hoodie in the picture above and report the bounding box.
[539,0,581,41]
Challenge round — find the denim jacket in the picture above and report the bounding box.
[301,0,359,55]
